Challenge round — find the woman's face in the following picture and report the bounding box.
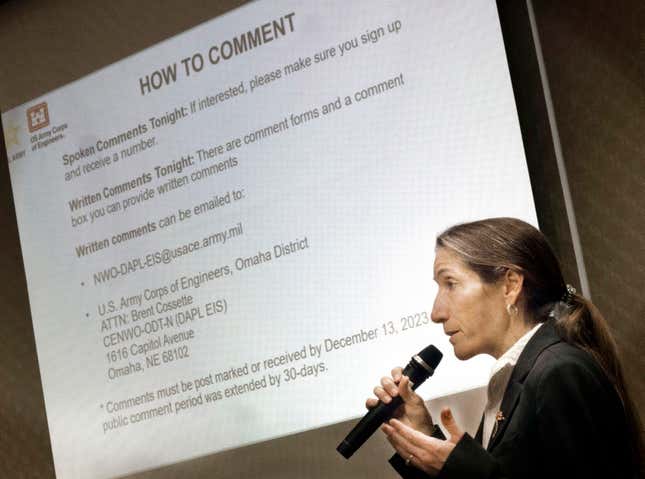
[431,247,508,359]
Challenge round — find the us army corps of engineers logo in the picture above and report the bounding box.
[26,102,68,152]
[27,102,50,132]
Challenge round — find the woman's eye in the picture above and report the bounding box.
[446,281,456,289]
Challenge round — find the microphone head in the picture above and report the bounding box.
[405,344,442,390]
[418,344,442,370]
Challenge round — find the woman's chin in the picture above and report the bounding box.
[452,343,476,360]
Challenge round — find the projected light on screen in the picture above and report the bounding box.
[2,1,536,477]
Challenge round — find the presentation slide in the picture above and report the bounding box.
[2,1,537,477]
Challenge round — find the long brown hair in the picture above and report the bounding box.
[436,217,642,471]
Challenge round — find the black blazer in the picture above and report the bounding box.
[389,319,635,478]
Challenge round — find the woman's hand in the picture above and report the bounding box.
[382,408,464,476]
[365,367,434,436]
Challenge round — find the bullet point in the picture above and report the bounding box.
[86,313,89,318]
[81,282,85,286]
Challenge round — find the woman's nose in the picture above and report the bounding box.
[430,295,448,324]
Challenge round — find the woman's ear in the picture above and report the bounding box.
[503,269,524,306]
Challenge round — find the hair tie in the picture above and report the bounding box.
[561,284,577,305]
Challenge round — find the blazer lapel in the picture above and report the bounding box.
[474,413,484,444]
[487,381,523,451]
[487,319,561,452]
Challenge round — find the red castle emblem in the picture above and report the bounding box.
[27,102,50,133]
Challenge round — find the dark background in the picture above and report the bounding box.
[0,1,642,477]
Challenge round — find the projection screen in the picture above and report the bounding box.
[2,1,538,477]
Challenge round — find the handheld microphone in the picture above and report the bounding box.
[336,344,442,459]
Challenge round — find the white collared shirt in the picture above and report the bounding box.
[482,322,543,449]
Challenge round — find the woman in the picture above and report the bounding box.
[366,218,642,478]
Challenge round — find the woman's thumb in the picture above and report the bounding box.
[398,375,415,401]
[440,408,463,442]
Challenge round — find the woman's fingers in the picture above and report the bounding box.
[383,418,453,475]
[365,367,405,410]
[367,384,397,408]
[440,408,464,443]
[365,397,378,409]
[383,419,431,464]
[381,375,400,397]
[375,375,418,405]
[397,375,415,401]
[389,418,428,444]
[373,385,394,403]
[368,374,431,429]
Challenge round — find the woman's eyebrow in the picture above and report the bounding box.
[433,268,453,280]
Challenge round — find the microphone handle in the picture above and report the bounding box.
[336,362,421,458]
[337,394,404,458]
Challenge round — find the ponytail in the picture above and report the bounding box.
[555,293,643,474]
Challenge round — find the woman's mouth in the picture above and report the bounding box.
[446,330,459,343]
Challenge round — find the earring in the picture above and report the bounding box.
[506,303,518,316]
